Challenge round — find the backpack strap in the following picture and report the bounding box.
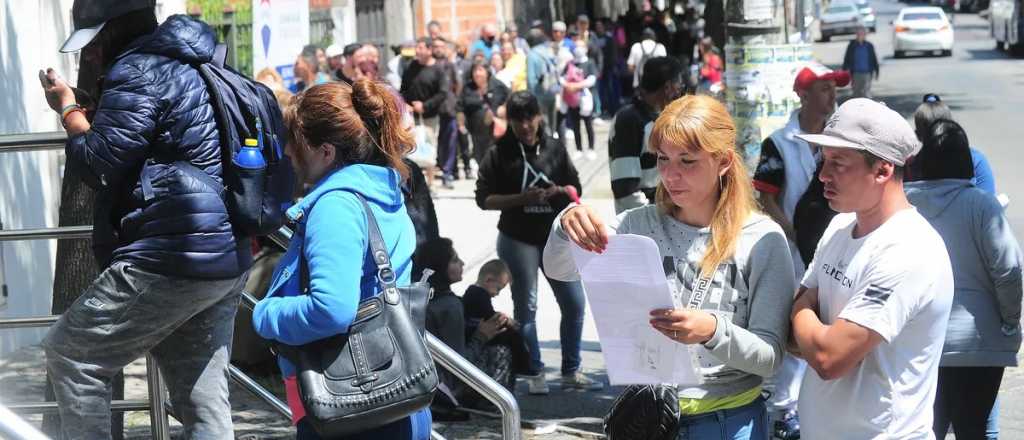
[193,63,236,185]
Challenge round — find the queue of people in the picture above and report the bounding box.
[34,1,1021,439]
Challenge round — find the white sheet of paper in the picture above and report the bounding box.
[571,234,703,386]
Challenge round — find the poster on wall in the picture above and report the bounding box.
[724,44,814,171]
[253,0,310,90]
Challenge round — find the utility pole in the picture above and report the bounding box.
[723,0,814,169]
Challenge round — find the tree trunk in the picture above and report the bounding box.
[41,48,124,440]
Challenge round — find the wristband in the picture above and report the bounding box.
[61,106,86,128]
[60,104,81,119]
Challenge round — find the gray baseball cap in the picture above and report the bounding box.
[796,98,922,166]
[61,0,155,53]
[552,21,567,32]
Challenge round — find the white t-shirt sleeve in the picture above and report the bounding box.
[836,249,926,343]
[627,43,642,67]
[656,43,668,57]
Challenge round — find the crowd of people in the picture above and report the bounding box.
[249,5,727,191]
[33,1,1022,439]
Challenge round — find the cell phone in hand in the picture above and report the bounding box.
[38,69,54,88]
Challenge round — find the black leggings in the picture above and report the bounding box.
[566,107,594,151]
[933,366,1004,439]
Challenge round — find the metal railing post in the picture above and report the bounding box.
[425,333,522,440]
[0,130,525,438]
[145,354,171,440]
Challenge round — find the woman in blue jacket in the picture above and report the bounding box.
[252,79,431,439]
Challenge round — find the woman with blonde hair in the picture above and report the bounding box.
[543,95,795,439]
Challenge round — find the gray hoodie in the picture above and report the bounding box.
[905,179,1023,367]
[543,205,796,399]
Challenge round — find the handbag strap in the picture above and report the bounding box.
[354,193,402,305]
[298,191,400,305]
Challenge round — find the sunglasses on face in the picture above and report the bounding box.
[923,93,941,103]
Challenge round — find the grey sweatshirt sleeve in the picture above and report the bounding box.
[977,198,1024,330]
[702,226,796,378]
[543,206,626,282]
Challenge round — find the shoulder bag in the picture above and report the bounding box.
[286,193,437,437]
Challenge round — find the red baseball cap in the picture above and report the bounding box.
[793,62,851,92]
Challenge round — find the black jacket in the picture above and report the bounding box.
[67,15,250,279]
[475,129,582,246]
[842,40,880,76]
[457,78,510,137]
[400,60,450,119]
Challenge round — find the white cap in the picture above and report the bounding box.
[325,43,344,58]
[796,98,922,166]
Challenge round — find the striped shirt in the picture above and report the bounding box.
[608,96,659,213]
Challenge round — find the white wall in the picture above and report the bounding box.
[0,0,74,357]
[0,0,185,357]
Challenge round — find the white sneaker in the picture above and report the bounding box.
[585,150,597,161]
[570,150,583,160]
[522,372,549,395]
[561,371,604,391]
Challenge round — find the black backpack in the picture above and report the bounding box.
[192,44,295,237]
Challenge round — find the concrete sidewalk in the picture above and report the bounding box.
[431,119,620,437]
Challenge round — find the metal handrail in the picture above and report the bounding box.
[257,229,523,439]
[0,129,522,438]
[0,226,92,241]
[0,132,65,154]
[0,404,49,440]
[0,227,524,435]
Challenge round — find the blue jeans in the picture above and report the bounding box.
[496,233,586,375]
[436,116,458,176]
[987,397,999,439]
[677,396,769,440]
[296,408,432,440]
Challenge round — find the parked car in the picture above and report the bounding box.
[854,0,878,32]
[820,2,866,41]
[893,7,955,57]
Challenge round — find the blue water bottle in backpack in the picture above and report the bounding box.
[235,138,266,170]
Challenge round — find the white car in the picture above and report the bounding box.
[820,2,865,42]
[892,7,955,57]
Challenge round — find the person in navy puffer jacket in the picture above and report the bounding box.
[252,80,431,439]
[39,2,254,438]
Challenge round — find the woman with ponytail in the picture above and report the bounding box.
[252,79,431,440]
[543,95,795,439]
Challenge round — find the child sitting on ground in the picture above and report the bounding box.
[462,259,532,390]
[416,240,527,415]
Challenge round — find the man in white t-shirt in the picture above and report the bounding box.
[790,98,954,440]
[626,28,667,88]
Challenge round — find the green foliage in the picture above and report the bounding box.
[187,0,254,75]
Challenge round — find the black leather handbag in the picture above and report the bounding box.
[286,193,437,437]
[604,384,681,440]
